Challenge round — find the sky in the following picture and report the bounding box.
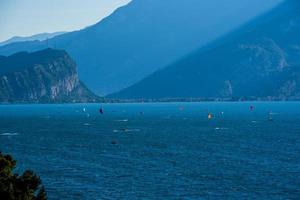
[0,0,131,42]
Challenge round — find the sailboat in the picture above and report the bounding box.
[99,107,104,114]
[208,112,213,120]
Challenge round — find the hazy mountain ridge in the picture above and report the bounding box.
[111,0,300,100]
[0,32,66,47]
[0,49,100,103]
[0,0,283,95]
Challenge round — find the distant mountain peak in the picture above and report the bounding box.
[0,32,67,47]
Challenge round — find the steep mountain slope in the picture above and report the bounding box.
[0,32,66,47]
[0,49,100,103]
[0,0,283,95]
[111,0,300,100]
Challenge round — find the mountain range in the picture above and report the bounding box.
[0,49,99,103]
[0,32,66,47]
[111,0,300,100]
[0,0,282,95]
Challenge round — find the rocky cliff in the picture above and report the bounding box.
[0,49,100,103]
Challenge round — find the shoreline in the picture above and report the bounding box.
[1,98,300,106]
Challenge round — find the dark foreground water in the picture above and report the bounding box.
[0,102,300,199]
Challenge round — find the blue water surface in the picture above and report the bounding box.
[0,102,300,199]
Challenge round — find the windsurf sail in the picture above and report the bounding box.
[208,113,213,120]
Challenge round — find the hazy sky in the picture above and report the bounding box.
[0,0,131,42]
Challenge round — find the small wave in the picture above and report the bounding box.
[214,127,228,130]
[115,119,129,122]
[113,129,140,133]
[0,132,19,136]
[83,123,92,126]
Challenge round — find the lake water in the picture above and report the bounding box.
[0,102,300,199]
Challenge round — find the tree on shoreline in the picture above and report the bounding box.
[0,152,47,200]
